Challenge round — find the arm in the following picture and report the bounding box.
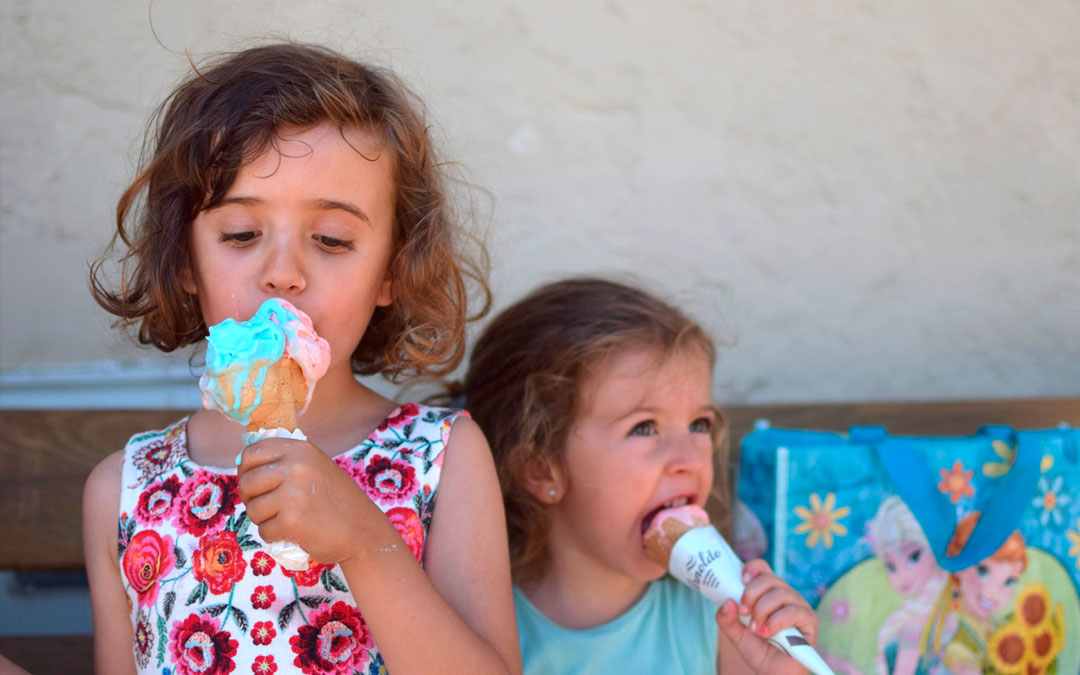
[238,416,520,674]
[83,450,136,675]
[388,415,521,674]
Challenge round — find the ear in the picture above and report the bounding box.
[180,265,197,295]
[375,275,393,307]
[521,453,568,505]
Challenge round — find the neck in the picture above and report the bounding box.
[521,546,649,630]
[295,365,397,453]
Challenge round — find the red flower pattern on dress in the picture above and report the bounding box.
[193,530,246,594]
[251,585,275,610]
[290,601,373,675]
[283,562,333,588]
[377,403,419,431]
[136,474,182,525]
[250,551,276,576]
[385,507,425,562]
[169,613,238,675]
[250,621,276,646]
[176,470,239,537]
[358,456,416,505]
[122,530,176,607]
[119,408,459,673]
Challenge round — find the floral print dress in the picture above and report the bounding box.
[117,403,463,675]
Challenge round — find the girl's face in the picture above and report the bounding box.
[956,558,1023,620]
[548,344,717,585]
[882,542,936,596]
[184,122,395,376]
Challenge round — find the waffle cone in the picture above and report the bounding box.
[643,505,710,567]
[644,518,694,567]
[245,358,307,432]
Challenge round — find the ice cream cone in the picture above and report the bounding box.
[642,504,835,675]
[643,504,710,567]
[245,358,307,432]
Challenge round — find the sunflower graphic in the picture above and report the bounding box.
[986,583,1066,674]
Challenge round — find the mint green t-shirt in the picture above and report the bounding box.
[514,576,719,674]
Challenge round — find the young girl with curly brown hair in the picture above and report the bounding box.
[83,42,519,675]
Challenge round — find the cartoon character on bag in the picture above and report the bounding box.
[869,497,949,675]
[921,512,1030,675]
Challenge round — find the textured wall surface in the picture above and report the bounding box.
[2,0,1078,404]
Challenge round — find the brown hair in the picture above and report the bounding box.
[460,277,725,584]
[90,42,488,378]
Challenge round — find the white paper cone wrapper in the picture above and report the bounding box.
[239,427,312,571]
[667,526,835,675]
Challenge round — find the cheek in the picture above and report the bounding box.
[913,553,936,576]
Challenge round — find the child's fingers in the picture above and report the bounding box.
[236,438,298,473]
[242,493,280,531]
[738,563,782,614]
[715,599,770,671]
[236,461,284,503]
[741,558,773,582]
[755,602,818,644]
[715,598,748,642]
[745,585,795,633]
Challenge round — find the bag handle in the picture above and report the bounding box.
[872,429,1040,573]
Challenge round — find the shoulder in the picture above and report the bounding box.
[84,448,124,506]
[83,449,124,562]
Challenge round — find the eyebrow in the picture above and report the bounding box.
[214,197,371,224]
[609,403,720,424]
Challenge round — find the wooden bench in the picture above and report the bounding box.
[2,399,1077,673]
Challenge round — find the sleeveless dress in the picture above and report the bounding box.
[116,403,463,675]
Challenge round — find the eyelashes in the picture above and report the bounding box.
[217,231,355,252]
[627,417,714,437]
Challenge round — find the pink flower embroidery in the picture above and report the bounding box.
[122,530,176,607]
[359,456,416,504]
[169,613,238,675]
[386,507,425,561]
[290,601,372,675]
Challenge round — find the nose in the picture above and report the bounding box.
[262,238,306,295]
[665,433,709,475]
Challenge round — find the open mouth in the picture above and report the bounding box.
[641,496,693,534]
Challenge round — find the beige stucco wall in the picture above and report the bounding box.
[2,0,1078,404]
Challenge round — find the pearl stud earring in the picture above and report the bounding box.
[548,488,557,498]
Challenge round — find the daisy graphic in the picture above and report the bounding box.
[1032,475,1071,527]
[794,492,850,549]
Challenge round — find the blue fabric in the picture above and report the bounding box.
[514,576,718,675]
[737,424,1080,603]
[736,422,1080,675]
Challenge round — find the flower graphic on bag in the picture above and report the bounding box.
[1032,475,1071,527]
[938,460,975,504]
[794,492,850,549]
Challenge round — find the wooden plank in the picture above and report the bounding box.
[0,635,92,674]
[0,399,1075,571]
[0,410,187,570]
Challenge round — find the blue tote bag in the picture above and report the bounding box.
[736,423,1079,675]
